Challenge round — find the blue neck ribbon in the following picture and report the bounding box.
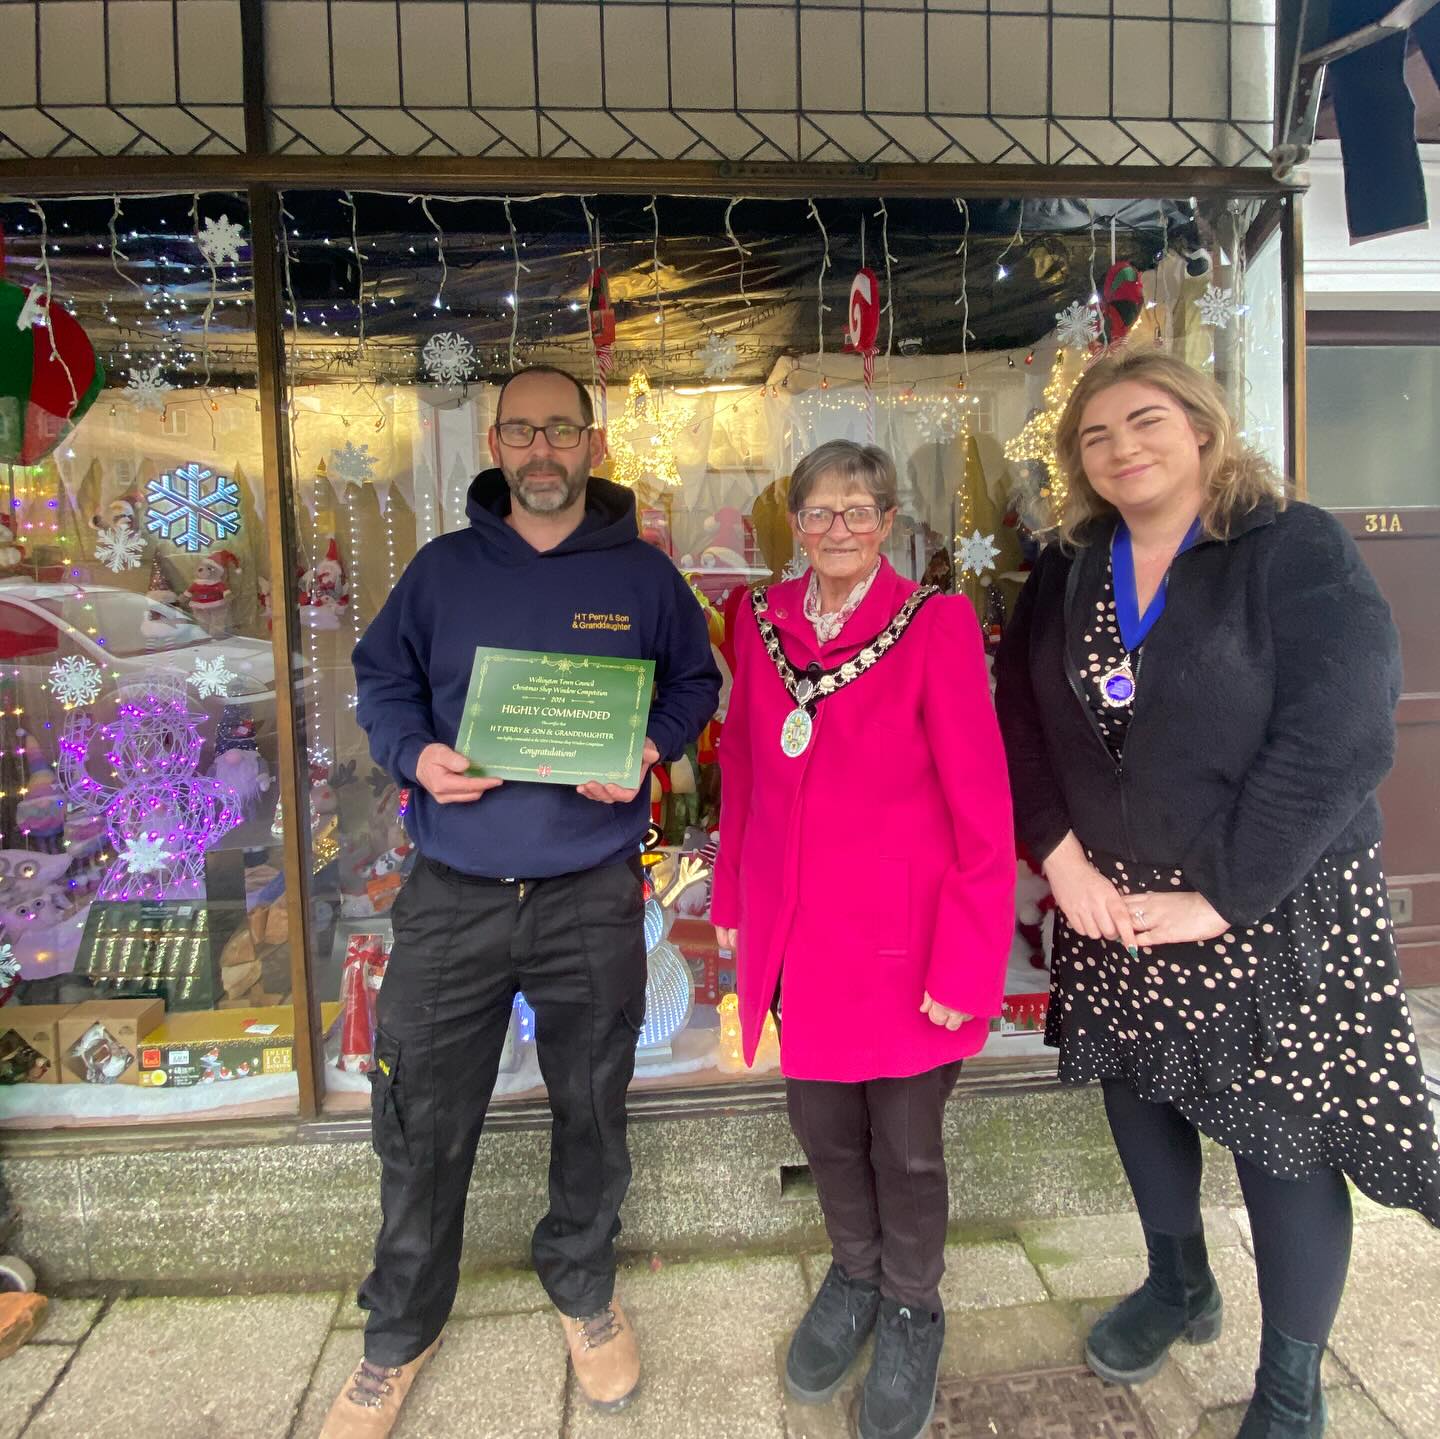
[1111,518,1202,653]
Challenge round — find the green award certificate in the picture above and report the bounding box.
[455,646,656,787]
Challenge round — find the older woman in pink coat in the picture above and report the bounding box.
[711,440,1014,1439]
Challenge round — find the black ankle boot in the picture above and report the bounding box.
[857,1298,945,1439]
[1235,1321,1327,1438]
[1085,1224,1223,1385]
[784,1263,881,1403]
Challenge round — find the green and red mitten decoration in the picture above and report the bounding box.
[1101,260,1145,347]
[0,273,104,465]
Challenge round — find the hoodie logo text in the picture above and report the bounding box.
[572,611,632,632]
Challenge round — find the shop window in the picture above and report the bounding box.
[0,187,1284,1127]
[0,193,290,1130]
[269,192,1282,1114]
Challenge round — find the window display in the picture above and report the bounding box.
[266,193,1281,1114]
[0,188,1286,1127]
[0,193,296,1127]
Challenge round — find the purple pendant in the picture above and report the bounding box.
[1099,663,1136,708]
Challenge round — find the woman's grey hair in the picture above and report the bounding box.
[788,440,899,513]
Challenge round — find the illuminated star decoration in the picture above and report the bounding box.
[606,370,693,489]
[1003,354,1080,513]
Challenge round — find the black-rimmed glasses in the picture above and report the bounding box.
[794,504,887,536]
[496,421,591,450]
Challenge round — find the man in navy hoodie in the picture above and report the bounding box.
[323,367,720,1439]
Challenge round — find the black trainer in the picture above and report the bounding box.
[784,1262,881,1403]
[857,1298,945,1439]
[1085,1224,1223,1385]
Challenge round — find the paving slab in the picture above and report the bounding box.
[939,1300,1084,1378]
[0,1344,71,1439]
[28,1297,104,1345]
[939,1238,1050,1311]
[1328,1216,1440,1439]
[23,1293,336,1439]
[1018,1207,1244,1301]
[565,1254,806,1439]
[299,1313,567,1439]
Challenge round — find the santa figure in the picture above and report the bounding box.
[299,537,349,630]
[91,491,142,535]
[186,549,241,637]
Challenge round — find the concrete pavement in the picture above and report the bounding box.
[3,1194,1436,1439]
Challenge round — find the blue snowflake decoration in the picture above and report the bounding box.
[145,463,242,553]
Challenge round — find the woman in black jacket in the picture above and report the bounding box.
[995,350,1439,1439]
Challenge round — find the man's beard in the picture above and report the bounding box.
[504,458,588,515]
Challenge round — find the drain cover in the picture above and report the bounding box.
[930,1365,1154,1438]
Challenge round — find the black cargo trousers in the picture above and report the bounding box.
[357,852,648,1367]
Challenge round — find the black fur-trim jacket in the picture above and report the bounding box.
[993,500,1401,927]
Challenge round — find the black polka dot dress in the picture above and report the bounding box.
[1047,565,1440,1226]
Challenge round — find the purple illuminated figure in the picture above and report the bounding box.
[57,672,241,902]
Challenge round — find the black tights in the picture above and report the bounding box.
[1102,1079,1353,1345]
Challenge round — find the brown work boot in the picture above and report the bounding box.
[318,1336,441,1438]
[562,1299,640,1411]
[0,1292,47,1360]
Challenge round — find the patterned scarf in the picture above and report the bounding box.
[803,561,881,644]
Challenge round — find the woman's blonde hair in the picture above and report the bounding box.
[1053,349,1285,545]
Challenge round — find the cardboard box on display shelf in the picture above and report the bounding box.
[0,1004,77,1084]
[57,999,166,1085]
[136,1003,342,1088]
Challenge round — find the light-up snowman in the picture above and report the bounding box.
[57,672,242,901]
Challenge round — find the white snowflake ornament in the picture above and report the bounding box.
[329,441,377,487]
[422,331,476,386]
[48,655,103,707]
[0,941,17,989]
[698,334,739,381]
[126,364,173,414]
[956,529,1001,578]
[188,654,237,699]
[119,834,171,875]
[779,556,808,583]
[95,523,146,573]
[146,464,241,553]
[1194,284,1238,330]
[197,214,245,268]
[1055,301,1102,351]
